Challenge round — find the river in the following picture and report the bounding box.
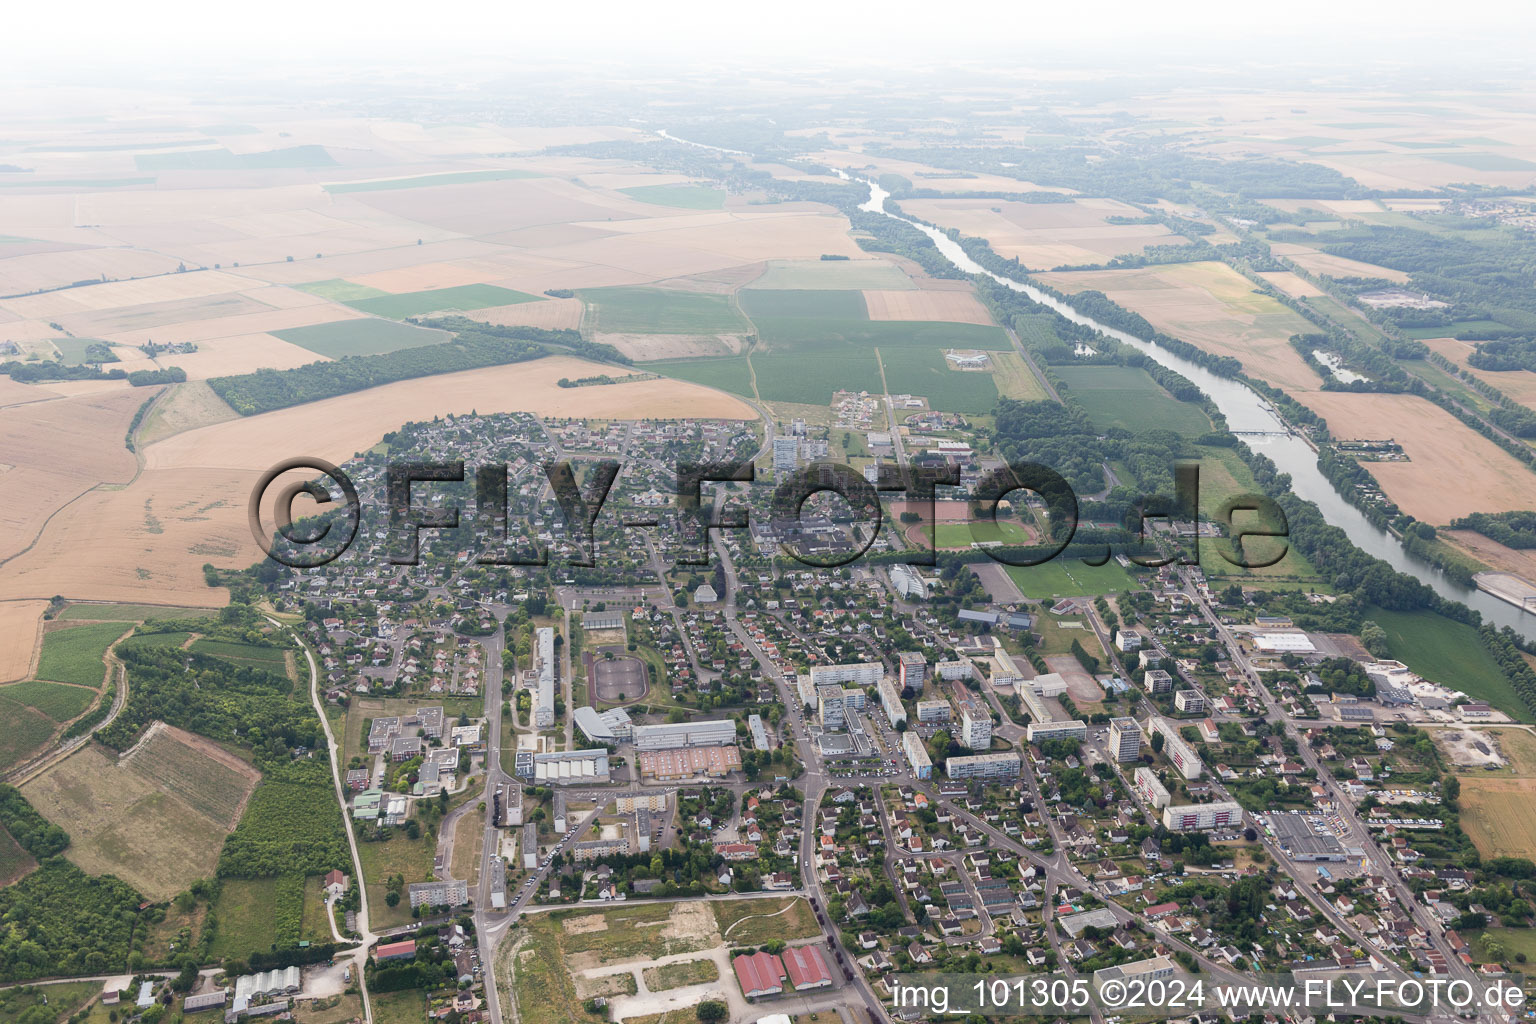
[848,174,1536,638]
[655,128,1534,636]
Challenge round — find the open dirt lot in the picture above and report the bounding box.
[20,737,252,899]
[863,288,994,324]
[591,650,646,704]
[1037,261,1323,392]
[1043,655,1106,704]
[0,357,758,639]
[898,196,1178,269]
[1270,243,1412,284]
[1298,391,1536,523]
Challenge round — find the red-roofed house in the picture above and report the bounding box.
[782,945,832,991]
[1145,901,1179,920]
[375,939,416,962]
[733,951,785,999]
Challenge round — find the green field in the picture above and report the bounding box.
[750,351,882,404]
[51,337,111,364]
[0,701,56,773]
[59,602,216,621]
[751,259,915,290]
[34,622,127,687]
[1427,153,1536,171]
[191,639,289,674]
[925,521,1035,548]
[648,356,755,398]
[1005,558,1138,599]
[0,980,99,1024]
[0,679,98,722]
[271,319,451,358]
[879,346,999,414]
[369,991,427,1024]
[358,834,437,930]
[323,169,543,194]
[342,284,539,319]
[208,877,283,958]
[579,287,749,334]
[753,316,1010,354]
[619,184,726,209]
[1364,606,1526,719]
[1401,319,1510,340]
[1054,364,1211,435]
[738,288,869,319]
[295,279,391,302]
[135,145,336,171]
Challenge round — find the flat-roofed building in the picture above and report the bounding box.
[632,719,736,750]
[817,685,847,730]
[522,823,538,870]
[573,705,633,744]
[1133,766,1170,809]
[916,699,952,724]
[1025,720,1087,742]
[877,677,906,729]
[1144,669,1174,694]
[1152,718,1203,779]
[1094,954,1175,986]
[637,745,742,780]
[533,748,610,784]
[534,627,556,728]
[959,702,991,750]
[945,751,1021,780]
[936,659,973,681]
[809,661,883,688]
[1108,717,1142,762]
[1174,689,1205,714]
[1161,801,1243,832]
[898,652,926,694]
[748,714,771,751]
[903,730,933,780]
[408,878,469,909]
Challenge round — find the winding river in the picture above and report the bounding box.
[848,175,1536,638]
[656,128,1534,637]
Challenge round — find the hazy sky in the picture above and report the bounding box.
[13,0,1536,75]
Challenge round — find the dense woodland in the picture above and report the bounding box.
[0,786,70,859]
[98,644,322,767]
[207,330,559,415]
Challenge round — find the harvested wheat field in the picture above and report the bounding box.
[0,385,153,562]
[0,247,186,295]
[0,601,49,683]
[546,211,866,276]
[898,196,1178,269]
[1258,270,1326,299]
[0,269,258,320]
[1443,529,1536,582]
[101,300,366,349]
[1037,261,1323,392]
[0,357,758,627]
[863,288,994,325]
[1298,391,1536,523]
[151,333,329,380]
[597,333,745,360]
[1270,243,1412,284]
[1423,336,1536,411]
[471,297,584,331]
